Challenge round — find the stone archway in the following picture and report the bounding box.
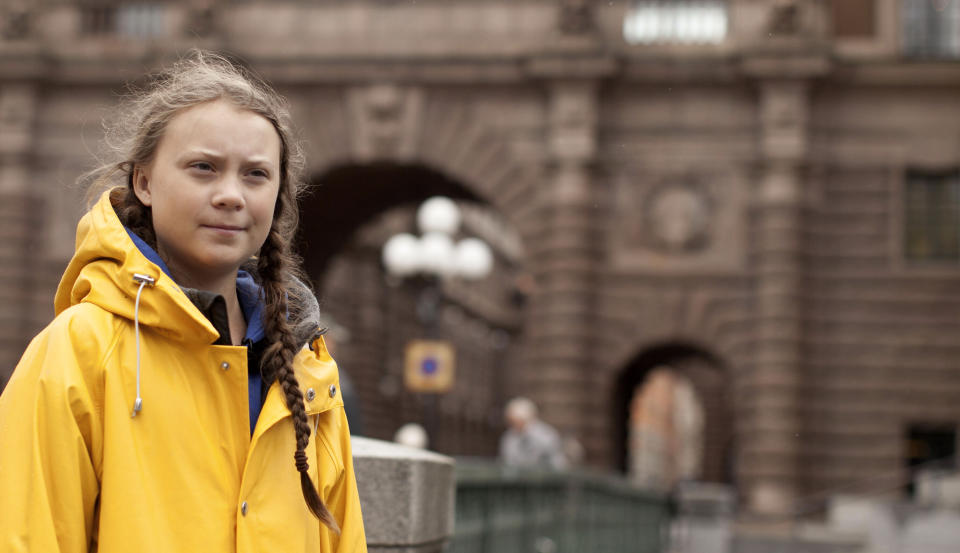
[613,343,733,486]
[294,84,543,280]
[299,160,530,456]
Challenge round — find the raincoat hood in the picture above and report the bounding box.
[55,189,220,344]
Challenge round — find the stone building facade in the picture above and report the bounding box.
[2,0,960,519]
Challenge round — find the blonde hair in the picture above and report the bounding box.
[83,50,338,532]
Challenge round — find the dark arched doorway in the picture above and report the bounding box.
[298,161,481,283]
[299,162,528,457]
[613,343,733,486]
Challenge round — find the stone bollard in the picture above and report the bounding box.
[352,436,456,553]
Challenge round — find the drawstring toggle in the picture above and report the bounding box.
[131,273,156,418]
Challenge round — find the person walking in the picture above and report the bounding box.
[499,397,568,470]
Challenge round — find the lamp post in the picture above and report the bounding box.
[381,196,494,448]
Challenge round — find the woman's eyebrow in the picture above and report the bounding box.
[179,148,226,161]
[243,155,277,166]
[178,149,276,167]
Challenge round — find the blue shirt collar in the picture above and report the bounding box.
[236,271,266,343]
[125,227,266,343]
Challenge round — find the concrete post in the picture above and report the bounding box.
[352,437,455,553]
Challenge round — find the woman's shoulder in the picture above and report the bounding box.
[28,302,127,371]
[49,302,126,340]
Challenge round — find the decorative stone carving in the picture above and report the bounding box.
[767,0,801,36]
[612,168,747,272]
[762,0,827,41]
[548,82,597,164]
[760,81,808,161]
[558,0,594,36]
[187,5,216,38]
[644,182,713,254]
[1,4,30,40]
[348,84,423,161]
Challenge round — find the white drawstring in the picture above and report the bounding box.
[131,273,155,418]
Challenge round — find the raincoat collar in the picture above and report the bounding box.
[124,222,266,344]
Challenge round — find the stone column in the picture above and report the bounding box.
[745,80,809,517]
[0,81,39,387]
[525,78,600,454]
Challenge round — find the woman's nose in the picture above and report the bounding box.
[212,176,245,209]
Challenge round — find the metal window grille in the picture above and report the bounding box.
[623,0,728,45]
[904,169,960,261]
[902,0,960,59]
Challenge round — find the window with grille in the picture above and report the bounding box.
[904,169,960,261]
[902,0,960,58]
[80,3,167,38]
[623,0,728,45]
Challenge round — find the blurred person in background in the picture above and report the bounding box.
[499,396,568,470]
[0,51,365,552]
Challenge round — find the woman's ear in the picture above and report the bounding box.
[132,165,153,207]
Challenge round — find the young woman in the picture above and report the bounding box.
[0,51,366,552]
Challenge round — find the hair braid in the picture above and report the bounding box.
[258,217,340,534]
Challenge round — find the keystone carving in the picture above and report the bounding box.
[348,84,423,161]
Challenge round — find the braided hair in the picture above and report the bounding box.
[87,50,338,532]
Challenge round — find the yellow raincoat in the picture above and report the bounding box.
[0,191,367,552]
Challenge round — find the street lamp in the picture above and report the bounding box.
[382,196,493,281]
[381,196,494,449]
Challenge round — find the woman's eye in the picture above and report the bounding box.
[190,161,214,172]
[249,169,270,179]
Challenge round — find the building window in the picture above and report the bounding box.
[904,169,960,261]
[80,5,116,36]
[80,3,167,38]
[117,4,167,38]
[623,0,728,45]
[905,424,956,497]
[831,0,876,38]
[902,0,960,59]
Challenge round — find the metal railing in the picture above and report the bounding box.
[449,460,669,553]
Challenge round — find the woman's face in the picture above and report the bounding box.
[133,99,282,288]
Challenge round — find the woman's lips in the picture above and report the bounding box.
[202,224,244,234]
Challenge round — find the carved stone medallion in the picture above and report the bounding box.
[644,182,713,254]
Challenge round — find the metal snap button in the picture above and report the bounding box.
[306,388,316,401]
[240,501,248,516]
[220,361,230,371]
[329,384,337,398]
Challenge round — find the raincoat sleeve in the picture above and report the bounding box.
[320,406,367,552]
[0,308,107,552]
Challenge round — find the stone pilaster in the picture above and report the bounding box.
[526,78,600,453]
[744,80,809,517]
[0,81,39,387]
